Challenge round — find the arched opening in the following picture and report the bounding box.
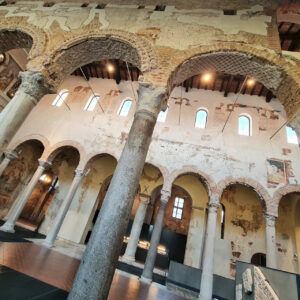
[0,139,44,229]
[216,183,265,279]
[276,192,300,273]
[195,109,208,129]
[251,253,266,267]
[238,114,251,136]
[171,173,209,269]
[38,146,80,237]
[0,29,33,112]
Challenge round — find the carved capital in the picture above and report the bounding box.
[139,193,151,205]
[19,71,54,100]
[38,159,51,169]
[4,151,18,161]
[74,169,87,178]
[264,214,277,227]
[136,83,167,120]
[207,202,219,214]
[160,189,171,206]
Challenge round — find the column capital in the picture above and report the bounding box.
[38,159,51,169]
[160,190,171,206]
[264,214,277,227]
[4,151,18,160]
[74,169,88,177]
[207,202,220,214]
[19,71,55,100]
[136,83,167,120]
[139,193,151,205]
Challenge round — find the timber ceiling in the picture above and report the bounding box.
[278,22,300,52]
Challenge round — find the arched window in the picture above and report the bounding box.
[251,253,266,267]
[118,99,132,116]
[84,95,100,111]
[172,197,184,220]
[52,90,68,107]
[220,204,225,239]
[195,109,207,128]
[238,115,251,136]
[157,107,168,123]
[286,126,298,144]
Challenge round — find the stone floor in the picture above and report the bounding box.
[0,242,188,299]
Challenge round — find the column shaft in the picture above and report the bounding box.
[265,214,277,269]
[68,84,166,300]
[123,196,150,262]
[43,170,85,248]
[141,190,170,282]
[0,71,52,155]
[0,151,17,177]
[0,159,50,233]
[199,202,219,300]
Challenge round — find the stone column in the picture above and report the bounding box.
[42,169,86,248]
[0,159,50,233]
[123,194,150,262]
[68,83,166,300]
[0,151,18,176]
[264,214,277,269]
[0,71,52,155]
[199,202,219,300]
[141,190,170,282]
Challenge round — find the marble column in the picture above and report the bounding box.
[42,169,86,248]
[199,202,219,300]
[0,151,18,176]
[264,213,277,269]
[123,194,150,262]
[0,159,50,233]
[68,83,166,300]
[141,190,170,282]
[0,71,52,155]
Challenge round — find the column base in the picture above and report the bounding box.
[42,240,54,248]
[139,276,152,284]
[121,254,136,264]
[0,223,15,233]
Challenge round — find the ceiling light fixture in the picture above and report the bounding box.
[107,64,114,72]
[246,78,255,87]
[202,73,212,82]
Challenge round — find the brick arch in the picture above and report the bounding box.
[216,177,272,213]
[8,134,50,153]
[43,29,157,88]
[165,166,217,199]
[42,140,86,167]
[0,18,47,59]
[273,184,300,211]
[277,3,300,25]
[166,43,300,122]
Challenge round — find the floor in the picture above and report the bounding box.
[0,242,188,300]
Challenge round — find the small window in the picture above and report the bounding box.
[52,90,68,107]
[172,197,184,220]
[84,95,99,111]
[195,109,207,128]
[238,115,251,136]
[286,126,298,144]
[157,107,168,123]
[220,204,225,239]
[118,99,132,116]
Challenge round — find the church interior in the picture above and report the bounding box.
[0,1,300,299]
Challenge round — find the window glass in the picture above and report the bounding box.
[157,107,168,122]
[195,110,207,128]
[172,197,184,220]
[52,90,68,107]
[286,126,298,144]
[238,115,251,136]
[84,95,100,111]
[118,100,132,116]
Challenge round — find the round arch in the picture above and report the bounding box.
[84,152,118,169]
[166,167,217,199]
[8,134,50,153]
[217,177,271,213]
[42,140,85,165]
[273,184,300,215]
[43,30,156,87]
[166,44,300,122]
[0,19,47,58]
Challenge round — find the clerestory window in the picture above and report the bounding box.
[84,95,100,111]
[286,126,298,144]
[118,99,132,116]
[52,90,68,107]
[238,115,251,136]
[195,109,207,128]
[172,197,184,220]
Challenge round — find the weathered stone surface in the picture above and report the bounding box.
[236,283,243,300]
[242,268,253,294]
